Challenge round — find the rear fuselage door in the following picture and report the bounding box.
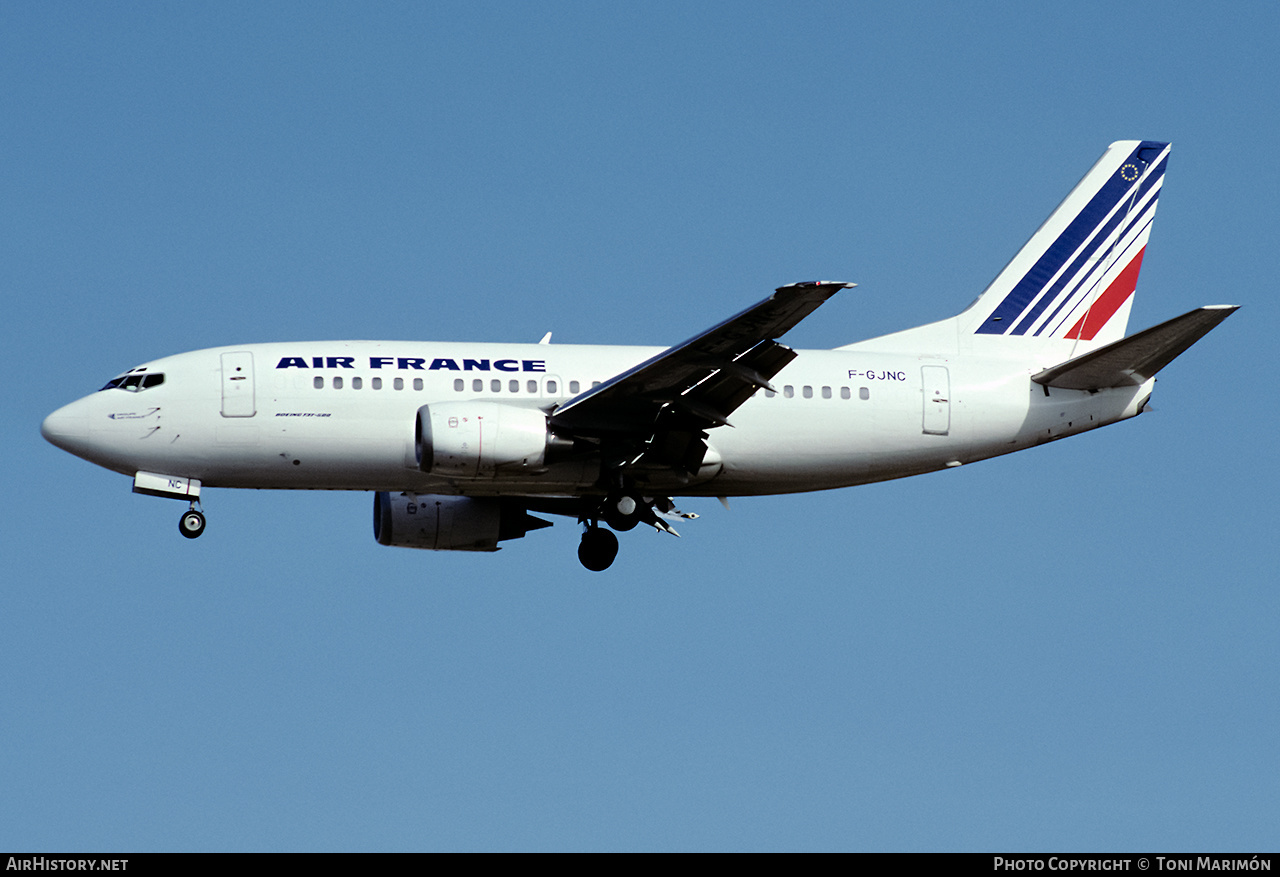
[921,365,950,435]
[220,351,256,417]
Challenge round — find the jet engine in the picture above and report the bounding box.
[415,402,551,477]
[373,491,551,551]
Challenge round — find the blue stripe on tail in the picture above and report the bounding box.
[975,141,1167,335]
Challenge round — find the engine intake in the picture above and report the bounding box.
[373,492,551,551]
[416,402,550,477]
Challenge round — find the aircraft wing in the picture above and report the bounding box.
[550,281,853,438]
[1032,305,1238,390]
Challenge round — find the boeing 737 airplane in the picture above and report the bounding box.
[42,141,1235,570]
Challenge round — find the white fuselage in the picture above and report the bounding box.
[42,339,1154,499]
[38,142,1217,568]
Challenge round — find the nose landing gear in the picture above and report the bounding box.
[179,504,206,539]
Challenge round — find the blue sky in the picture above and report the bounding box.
[3,1,1276,851]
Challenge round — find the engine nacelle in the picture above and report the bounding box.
[373,492,551,551]
[416,401,549,477]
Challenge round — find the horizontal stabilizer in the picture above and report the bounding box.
[1032,305,1237,390]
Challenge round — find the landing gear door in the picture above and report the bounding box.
[221,351,256,417]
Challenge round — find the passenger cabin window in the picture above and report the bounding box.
[491,379,501,392]
[372,377,382,390]
[527,380,537,393]
[352,377,363,390]
[783,385,794,398]
[802,386,813,398]
[569,380,580,394]
[859,387,870,400]
[547,380,557,394]
[841,387,851,400]
[313,376,324,389]
[414,378,423,391]
[509,379,519,393]
[472,379,483,392]
[453,379,464,392]
[333,376,344,389]
[821,386,832,399]
[393,378,404,390]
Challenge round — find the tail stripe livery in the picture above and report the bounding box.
[973,140,1169,340]
[1032,209,1154,339]
[1022,162,1162,337]
[1031,154,1165,338]
[1061,245,1145,341]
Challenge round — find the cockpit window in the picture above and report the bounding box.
[100,371,165,392]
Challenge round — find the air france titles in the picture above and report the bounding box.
[276,357,547,372]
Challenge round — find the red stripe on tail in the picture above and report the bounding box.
[1065,247,1146,341]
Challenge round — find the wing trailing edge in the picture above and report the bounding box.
[1031,305,1237,391]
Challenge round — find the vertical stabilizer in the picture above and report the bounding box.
[958,140,1169,351]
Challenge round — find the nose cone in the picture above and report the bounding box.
[41,399,92,456]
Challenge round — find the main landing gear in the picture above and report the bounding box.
[575,493,699,571]
[578,524,619,572]
[601,492,644,532]
[178,503,206,539]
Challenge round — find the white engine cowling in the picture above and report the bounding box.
[373,492,550,551]
[416,402,549,477]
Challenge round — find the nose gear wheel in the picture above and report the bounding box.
[179,508,206,539]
